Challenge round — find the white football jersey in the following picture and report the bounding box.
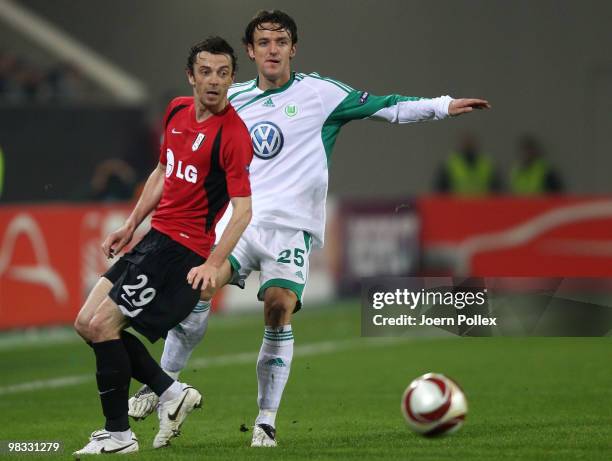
[218,72,452,248]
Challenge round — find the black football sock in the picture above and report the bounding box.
[92,339,131,432]
[121,331,173,396]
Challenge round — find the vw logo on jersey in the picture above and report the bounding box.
[249,121,284,160]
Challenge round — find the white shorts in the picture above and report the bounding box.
[228,224,313,310]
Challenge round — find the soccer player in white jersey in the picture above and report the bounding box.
[129,10,490,447]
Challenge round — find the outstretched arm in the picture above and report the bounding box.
[324,83,490,125]
[101,162,165,258]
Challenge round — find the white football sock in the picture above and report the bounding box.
[165,370,180,380]
[255,324,294,428]
[159,380,183,404]
[109,429,133,442]
[256,409,277,428]
[161,300,210,378]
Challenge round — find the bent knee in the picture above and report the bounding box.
[265,296,295,328]
[200,286,215,301]
[87,315,121,343]
[74,313,92,339]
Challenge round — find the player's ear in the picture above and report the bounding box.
[289,44,297,60]
[186,68,195,87]
[247,43,255,61]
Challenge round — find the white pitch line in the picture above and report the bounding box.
[188,338,399,368]
[0,375,91,395]
[0,337,422,397]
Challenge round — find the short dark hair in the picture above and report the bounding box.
[243,10,298,46]
[186,36,237,75]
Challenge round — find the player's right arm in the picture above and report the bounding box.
[332,92,489,122]
[312,73,489,125]
[102,98,186,258]
[101,162,165,258]
[187,195,252,290]
[187,118,254,291]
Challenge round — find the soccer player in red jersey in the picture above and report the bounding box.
[73,37,253,455]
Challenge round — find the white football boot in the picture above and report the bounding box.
[153,385,202,448]
[73,429,138,458]
[251,424,277,447]
[128,385,159,420]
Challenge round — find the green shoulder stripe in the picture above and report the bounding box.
[304,73,351,94]
[228,81,257,102]
[231,79,255,88]
[324,77,354,92]
[306,72,354,92]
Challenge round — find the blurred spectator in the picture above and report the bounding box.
[0,51,87,104]
[435,133,501,195]
[15,61,50,102]
[89,158,136,202]
[0,53,48,103]
[0,52,24,102]
[46,62,87,102]
[509,135,563,195]
[0,52,14,95]
[0,144,4,199]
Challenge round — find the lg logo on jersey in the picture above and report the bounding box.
[165,149,198,183]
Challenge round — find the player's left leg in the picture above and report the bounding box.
[252,287,297,447]
[251,229,311,447]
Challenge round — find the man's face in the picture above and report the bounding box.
[187,51,234,108]
[247,23,296,81]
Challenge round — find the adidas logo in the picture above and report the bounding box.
[263,97,275,107]
[265,358,287,367]
[294,271,304,281]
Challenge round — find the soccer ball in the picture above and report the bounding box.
[401,372,468,436]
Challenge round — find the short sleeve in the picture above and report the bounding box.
[221,124,253,197]
[159,136,168,165]
[158,97,192,165]
[158,101,174,165]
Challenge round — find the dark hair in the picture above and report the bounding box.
[186,36,237,74]
[242,10,298,46]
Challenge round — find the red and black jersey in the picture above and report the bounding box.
[151,96,252,258]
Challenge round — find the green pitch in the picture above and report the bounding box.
[0,301,610,460]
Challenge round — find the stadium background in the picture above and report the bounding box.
[0,1,610,459]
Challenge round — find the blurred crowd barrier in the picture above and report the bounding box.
[2,196,612,329]
[419,196,612,277]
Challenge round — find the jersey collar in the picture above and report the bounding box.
[255,72,296,95]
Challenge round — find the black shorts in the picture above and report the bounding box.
[103,228,205,343]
